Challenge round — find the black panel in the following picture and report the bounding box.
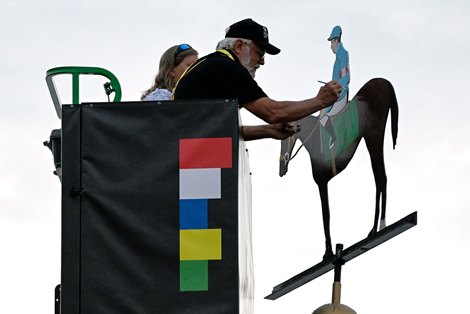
[61,100,240,313]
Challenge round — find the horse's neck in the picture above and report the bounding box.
[298,115,319,142]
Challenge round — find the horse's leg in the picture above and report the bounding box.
[365,141,387,236]
[380,179,387,230]
[317,182,334,259]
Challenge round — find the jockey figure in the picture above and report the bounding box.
[320,25,350,147]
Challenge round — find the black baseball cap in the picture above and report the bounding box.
[225,18,281,55]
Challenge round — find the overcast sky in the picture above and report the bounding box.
[1,1,470,313]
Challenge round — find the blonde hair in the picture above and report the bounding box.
[141,45,198,100]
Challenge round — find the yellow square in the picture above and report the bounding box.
[180,229,222,261]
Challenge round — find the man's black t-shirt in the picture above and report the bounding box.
[173,50,267,106]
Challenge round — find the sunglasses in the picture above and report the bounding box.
[175,44,192,57]
[244,41,265,60]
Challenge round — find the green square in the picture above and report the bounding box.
[180,260,208,291]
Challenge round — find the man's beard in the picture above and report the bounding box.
[248,66,260,78]
[240,53,258,78]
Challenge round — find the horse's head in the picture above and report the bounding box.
[279,136,297,177]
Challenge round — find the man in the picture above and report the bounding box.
[173,19,341,313]
[319,25,350,146]
[173,18,342,140]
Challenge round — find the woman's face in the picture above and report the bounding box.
[171,54,198,82]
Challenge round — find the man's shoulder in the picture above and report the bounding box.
[192,51,245,77]
[202,51,239,66]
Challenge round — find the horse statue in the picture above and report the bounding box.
[280,78,399,258]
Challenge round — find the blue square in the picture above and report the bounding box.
[180,199,208,229]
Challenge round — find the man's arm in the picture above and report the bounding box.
[244,80,342,124]
[242,123,299,141]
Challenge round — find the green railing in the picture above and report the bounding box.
[46,66,122,119]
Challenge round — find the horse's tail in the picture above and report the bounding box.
[389,82,399,149]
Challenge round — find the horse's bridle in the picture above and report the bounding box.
[282,118,321,164]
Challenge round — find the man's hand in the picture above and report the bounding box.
[317,80,342,108]
[269,123,300,140]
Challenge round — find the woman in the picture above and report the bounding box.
[141,44,198,101]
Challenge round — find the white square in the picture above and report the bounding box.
[180,168,221,199]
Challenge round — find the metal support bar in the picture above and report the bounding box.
[333,244,344,283]
[265,211,417,300]
[55,284,60,314]
[72,73,80,105]
[45,66,122,119]
[332,244,344,304]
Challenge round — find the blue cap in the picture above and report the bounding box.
[327,25,342,41]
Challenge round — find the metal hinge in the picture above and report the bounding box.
[70,186,84,197]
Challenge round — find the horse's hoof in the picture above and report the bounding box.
[322,250,334,261]
[379,219,386,230]
[367,229,377,238]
